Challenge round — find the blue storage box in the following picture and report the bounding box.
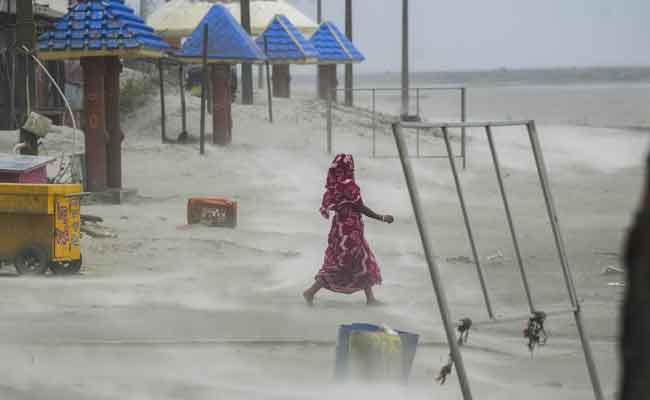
[335,323,419,383]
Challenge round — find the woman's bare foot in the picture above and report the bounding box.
[303,291,314,306]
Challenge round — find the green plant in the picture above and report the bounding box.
[120,76,158,114]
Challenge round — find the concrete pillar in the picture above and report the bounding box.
[318,64,338,102]
[81,57,107,192]
[272,64,290,98]
[105,56,123,189]
[211,64,232,146]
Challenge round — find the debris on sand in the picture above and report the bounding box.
[80,215,116,238]
[446,255,473,264]
[601,265,624,275]
[486,250,505,264]
[608,282,625,287]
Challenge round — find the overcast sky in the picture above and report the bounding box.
[288,0,650,72]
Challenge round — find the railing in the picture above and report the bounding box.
[325,86,468,168]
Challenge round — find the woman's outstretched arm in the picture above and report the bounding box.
[354,203,394,223]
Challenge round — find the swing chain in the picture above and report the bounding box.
[435,318,473,385]
[523,311,548,355]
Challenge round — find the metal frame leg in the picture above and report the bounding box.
[461,88,467,169]
[442,127,494,319]
[526,121,604,400]
[372,88,376,158]
[392,123,473,400]
[485,126,535,313]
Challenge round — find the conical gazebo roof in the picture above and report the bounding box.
[37,0,169,60]
[310,21,364,64]
[175,4,266,63]
[255,14,319,64]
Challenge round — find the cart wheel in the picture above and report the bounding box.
[49,256,83,275]
[14,245,49,275]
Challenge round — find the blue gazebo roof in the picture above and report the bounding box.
[175,4,266,64]
[255,15,319,64]
[37,0,170,60]
[310,21,364,64]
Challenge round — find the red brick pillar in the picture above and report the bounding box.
[105,56,123,189]
[272,64,290,98]
[211,64,232,146]
[81,57,107,192]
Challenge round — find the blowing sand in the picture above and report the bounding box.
[0,78,646,399]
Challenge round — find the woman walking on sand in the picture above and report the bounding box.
[303,154,394,306]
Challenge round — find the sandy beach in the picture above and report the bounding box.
[0,73,647,399]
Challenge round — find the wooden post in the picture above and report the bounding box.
[264,37,273,123]
[105,56,123,189]
[272,64,290,98]
[329,64,338,103]
[199,24,208,155]
[317,64,328,100]
[240,0,253,105]
[344,0,353,107]
[211,64,232,146]
[81,58,108,192]
[178,63,188,141]
[158,59,167,143]
[257,64,264,89]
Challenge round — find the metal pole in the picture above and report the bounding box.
[327,88,332,154]
[372,88,376,158]
[392,122,473,400]
[264,37,273,123]
[317,0,322,23]
[179,63,187,139]
[526,121,604,400]
[240,0,253,105]
[15,0,35,150]
[461,88,467,169]
[485,126,534,313]
[400,0,409,118]
[344,0,353,107]
[199,24,208,155]
[416,87,420,157]
[442,127,494,319]
[158,59,166,143]
[316,0,323,97]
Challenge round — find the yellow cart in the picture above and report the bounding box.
[0,183,83,275]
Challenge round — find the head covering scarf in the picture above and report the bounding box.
[319,154,362,219]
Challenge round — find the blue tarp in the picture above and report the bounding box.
[310,21,365,63]
[176,4,266,62]
[37,0,169,55]
[255,15,318,62]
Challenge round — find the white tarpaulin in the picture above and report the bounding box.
[147,0,317,40]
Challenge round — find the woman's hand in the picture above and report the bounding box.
[382,215,394,224]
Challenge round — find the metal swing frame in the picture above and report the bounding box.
[391,120,604,400]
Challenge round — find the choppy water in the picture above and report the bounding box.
[291,66,650,128]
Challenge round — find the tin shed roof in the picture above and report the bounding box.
[0,154,54,173]
[175,4,266,64]
[36,0,170,60]
[310,21,364,64]
[255,14,318,64]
